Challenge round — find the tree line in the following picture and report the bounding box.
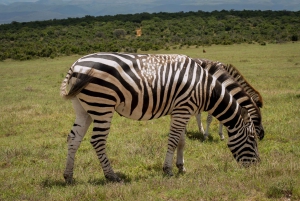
[0,10,299,61]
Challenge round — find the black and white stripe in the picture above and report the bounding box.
[60,53,260,182]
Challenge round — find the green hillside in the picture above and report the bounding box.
[0,10,299,61]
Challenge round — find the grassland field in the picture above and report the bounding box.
[0,42,300,201]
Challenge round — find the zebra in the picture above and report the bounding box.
[175,59,264,173]
[193,59,264,141]
[60,53,260,183]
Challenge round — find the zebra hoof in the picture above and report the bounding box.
[203,134,209,140]
[219,135,225,141]
[105,174,123,183]
[63,173,74,184]
[163,166,174,177]
[176,163,186,174]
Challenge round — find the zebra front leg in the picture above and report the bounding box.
[204,113,213,140]
[176,130,186,174]
[195,113,205,135]
[64,98,92,184]
[218,123,225,140]
[90,112,122,182]
[163,114,190,176]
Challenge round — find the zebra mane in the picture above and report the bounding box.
[223,64,263,108]
[193,58,263,108]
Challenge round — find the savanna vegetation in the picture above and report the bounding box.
[0,43,299,200]
[0,10,300,61]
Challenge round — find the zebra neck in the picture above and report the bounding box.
[205,78,242,131]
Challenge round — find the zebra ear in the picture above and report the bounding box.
[241,107,251,124]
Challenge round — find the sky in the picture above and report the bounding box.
[0,0,299,8]
[0,0,299,24]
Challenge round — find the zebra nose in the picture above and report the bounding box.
[258,129,264,140]
[240,155,260,168]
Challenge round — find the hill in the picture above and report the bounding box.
[0,10,299,61]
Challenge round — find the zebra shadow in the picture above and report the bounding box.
[41,173,131,187]
[88,172,132,185]
[186,130,205,141]
[41,177,68,188]
[186,131,223,143]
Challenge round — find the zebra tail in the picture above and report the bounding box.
[60,67,94,100]
[60,67,73,99]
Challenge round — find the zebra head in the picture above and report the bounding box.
[227,107,260,167]
[247,101,264,141]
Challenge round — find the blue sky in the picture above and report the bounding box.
[0,0,299,9]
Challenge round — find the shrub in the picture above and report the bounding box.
[291,34,298,41]
[260,41,267,46]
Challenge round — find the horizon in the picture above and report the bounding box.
[0,0,299,24]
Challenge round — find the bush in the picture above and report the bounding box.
[291,34,298,41]
[260,41,267,46]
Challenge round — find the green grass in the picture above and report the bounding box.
[0,43,300,200]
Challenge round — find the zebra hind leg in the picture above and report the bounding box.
[90,110,122,182]
[64,98,92,184]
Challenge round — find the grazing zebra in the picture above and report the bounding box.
[193,59,264,140]
[176,59,264,173]
[60,53,260,182]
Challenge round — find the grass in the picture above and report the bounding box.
[0,42,300,200]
